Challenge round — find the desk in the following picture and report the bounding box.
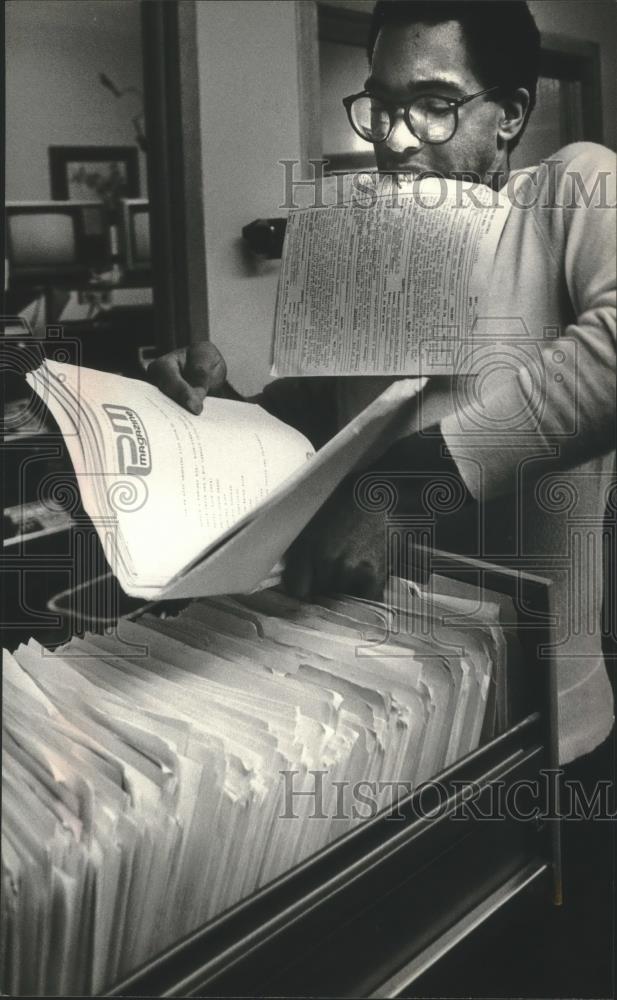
[6,275,152,324]
[3,301,154,379]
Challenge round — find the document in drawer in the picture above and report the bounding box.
[2,586,503,996]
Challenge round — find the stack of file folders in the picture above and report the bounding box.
[2,582,505,995]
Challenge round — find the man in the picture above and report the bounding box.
[150,1,615,992]
[150,0,615,766]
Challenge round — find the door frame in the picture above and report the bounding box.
[141,0,210,351]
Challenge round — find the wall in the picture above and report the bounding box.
[194,0,302,395]
[6,0,147,201]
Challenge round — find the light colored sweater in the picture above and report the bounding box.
[261,143,616,764]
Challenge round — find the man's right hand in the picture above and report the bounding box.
[147,343,228,414]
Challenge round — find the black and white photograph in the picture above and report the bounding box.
[2,0,616,997]
[48,145,140,203]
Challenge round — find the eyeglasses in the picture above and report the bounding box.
[342,86,500,145]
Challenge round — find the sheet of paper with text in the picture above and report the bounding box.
[271,173,512,376]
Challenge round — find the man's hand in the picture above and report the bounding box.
[283,477,389,601]
[282,430,473,601]
[147,343,228,414]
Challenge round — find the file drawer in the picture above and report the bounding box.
[106,546,560,997]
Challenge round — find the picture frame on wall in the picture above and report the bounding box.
[49,145,140,202]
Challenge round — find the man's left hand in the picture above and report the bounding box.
[283,478,388,601]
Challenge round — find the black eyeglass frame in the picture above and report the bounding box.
[342,85,501,145]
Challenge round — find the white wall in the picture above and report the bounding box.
[6,0,147,200]
[194,0,302,395]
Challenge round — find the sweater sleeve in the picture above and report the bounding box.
[441,143,616,501]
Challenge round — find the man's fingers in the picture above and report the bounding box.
[188,385,208,413]
[185,343,226,394]
[148,353,205,414]
[148,342,228,414]
[185,346,212,394]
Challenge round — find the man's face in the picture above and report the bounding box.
[368,20,505,181]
